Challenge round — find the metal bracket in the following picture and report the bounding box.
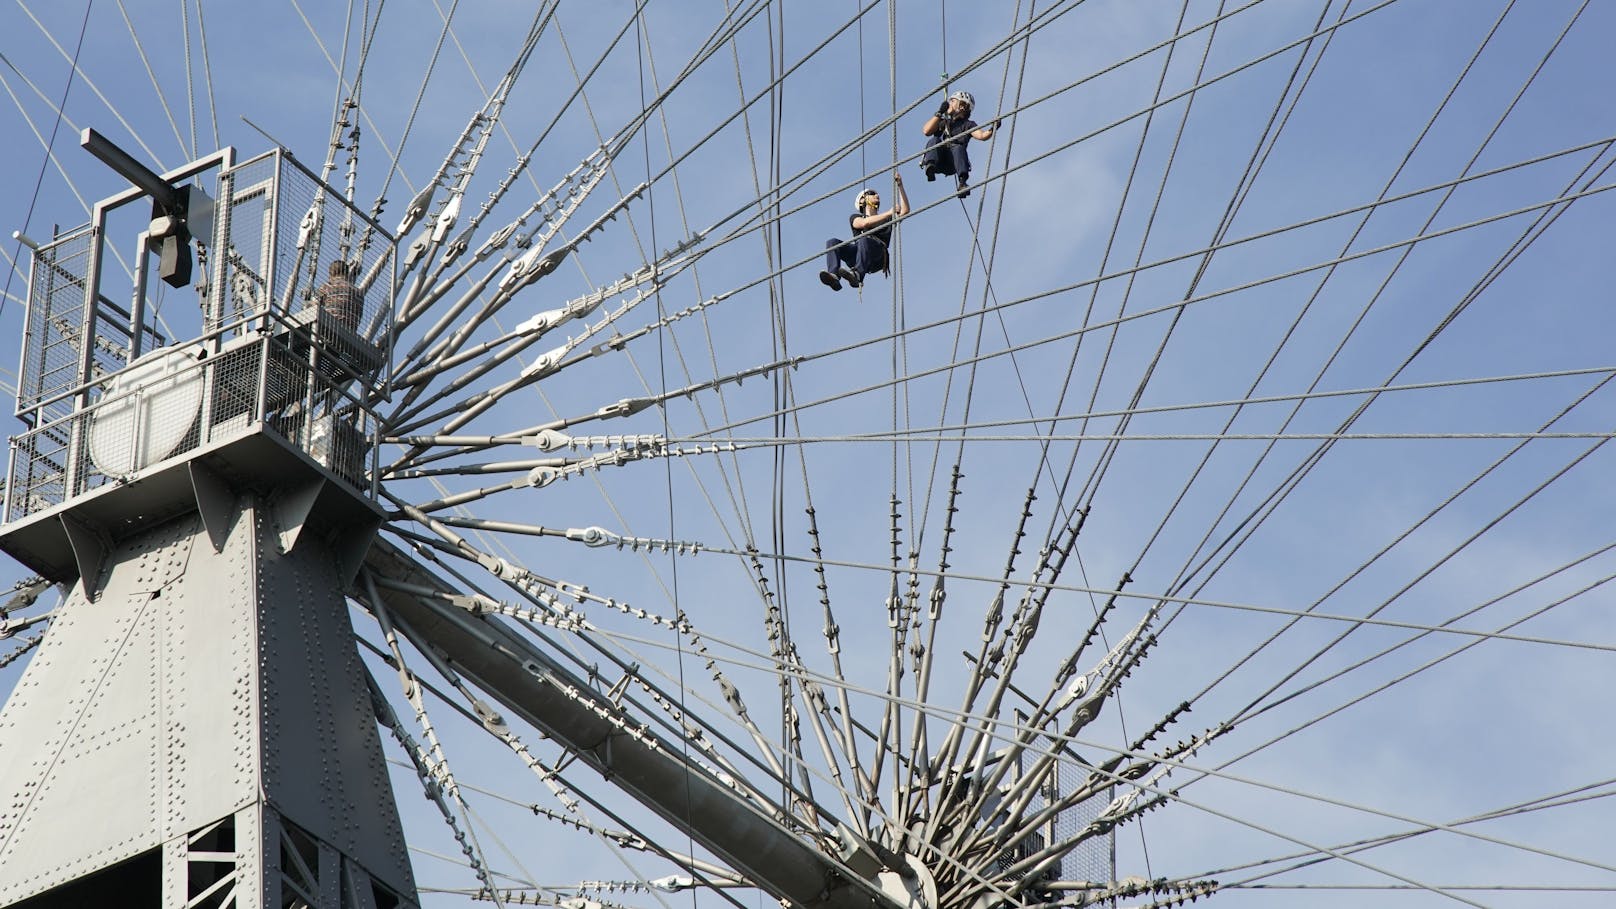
[330,516,382,588]
[189,460,236,552]
[59,513,107,599]
[274,475,326,554]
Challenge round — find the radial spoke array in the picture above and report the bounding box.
[2,1,1614,907]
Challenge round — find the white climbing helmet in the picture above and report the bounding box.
[949,90,974,113]
[856,188,879,211]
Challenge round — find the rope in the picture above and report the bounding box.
[1135,0,1605,735]
[13,0,164,166]
[500,9,871,831]
[192,0,221,151]
[766,0,813,820]
[634,0,705,881]
[1209,778,1616,888]
[181,0,196,156]
[113,0,187,159]
[1137,0,1518,618]
[377,524,1616,896]
[371,0,457,218]
[0,0,93,325]
[856,0,867,176]
[542,5,771,554]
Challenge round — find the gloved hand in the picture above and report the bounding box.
[936,102,952,120]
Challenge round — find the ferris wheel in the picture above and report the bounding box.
[0,2,1614,907]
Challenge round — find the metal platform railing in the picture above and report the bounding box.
[5,327,379,524]
[6,146,395,526]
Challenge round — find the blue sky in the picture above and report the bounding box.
[2,1,1615,906]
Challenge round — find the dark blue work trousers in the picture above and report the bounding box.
[922,134,971,178]
[825,236,888,280]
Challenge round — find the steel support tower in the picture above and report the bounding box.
[0,141,415,909]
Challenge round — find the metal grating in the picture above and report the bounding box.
[1003,751,1113,894]
[1047,759,1113,891]
[214,154,279,331]
[19,227,167,431]
[19,227,95,424]
[214,150,394,355]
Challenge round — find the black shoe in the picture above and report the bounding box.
[956,174,971,198]
[839,266,862,288]
[819,270,842,291]
[922,163,936,181]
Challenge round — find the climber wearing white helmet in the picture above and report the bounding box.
[921,89,998,198]
[819,175,910,292]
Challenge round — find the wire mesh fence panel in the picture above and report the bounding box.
[19,228,95,426]
[274,153,394,363]
[214,154,280,333]
[214,151,393,384]
[82,347,206,480]
[5,424,70,524]
[1048,764,1113,889]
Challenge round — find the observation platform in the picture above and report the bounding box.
[0,147,395,589]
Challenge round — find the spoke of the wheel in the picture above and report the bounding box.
[1164,152,1616,742]
[0,54,153,304]
[360,636,756,907]
[729,3,877,821]
[1136,0,1599,647]
[374,540,928,877]
[1209,778,1616,888]
[919,0,1194,855]
[383,524,1616,899]
[16,0,169,166]
[381,122,1614,468]
[664,545,1616,656]
[442,0,866,828]
[1203,551,1616,793]
[373,539,778,815]
[551,0,779,577]
[1060,0,1364,594]
[7,2,1612,903]
[383,0,1438,450]
[648,365,1612,447]
[947,3,1341,854]
[110,0,186,160]
[380,504,819,815]
[940,731,1616,907]
[374,534,831,845]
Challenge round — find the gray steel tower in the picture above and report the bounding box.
[0,138,416,909]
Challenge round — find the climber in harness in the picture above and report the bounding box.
[820,174,910,292]
[921,90,997,198]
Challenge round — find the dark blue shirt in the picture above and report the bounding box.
[850,212,893,248]
[936,117,979,143]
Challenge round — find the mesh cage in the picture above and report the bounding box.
[19,226,167,429]
[982,750,1115,897]
[5,422,71,524]
[19,227,96,424]
[214,150,394,359]
[5,148,388,525]
[1045,759,1114,891]
[214,154,279,331]
[259,332,377,493]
